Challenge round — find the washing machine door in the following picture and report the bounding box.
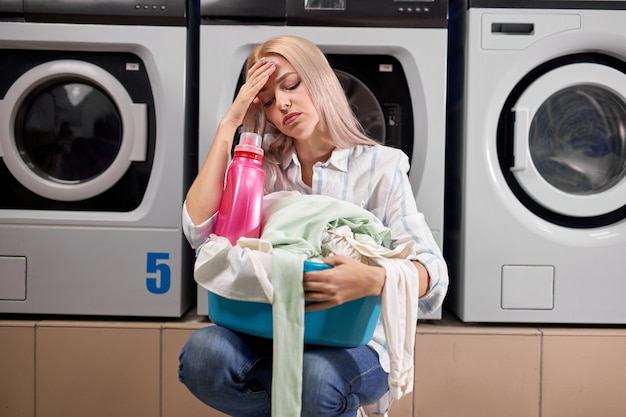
[0,59,147,202]
[500,56,626,227]
[327,54,413,156]
[334,69,385,143]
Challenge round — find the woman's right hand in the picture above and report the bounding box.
[222,57,276,131]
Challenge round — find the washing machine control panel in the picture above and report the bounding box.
[291,0,447,28]
[201,0,448,28]
[20,0,187,26]
[292,0,447,26]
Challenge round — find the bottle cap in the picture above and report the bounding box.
[234,132,264,159]
[239,132,262,148]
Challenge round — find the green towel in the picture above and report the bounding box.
[271,249,306,417]
[262,194,391,254]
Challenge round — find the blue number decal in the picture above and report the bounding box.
[146,252,171,294]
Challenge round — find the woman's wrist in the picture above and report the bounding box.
[413,260,430,297]
[370,265,386,297]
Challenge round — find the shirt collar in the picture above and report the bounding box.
[282,146,351,173]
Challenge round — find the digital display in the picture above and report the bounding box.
[305,0,346,11]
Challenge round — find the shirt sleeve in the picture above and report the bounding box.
[376,149,449,315]
[182,200,217,251]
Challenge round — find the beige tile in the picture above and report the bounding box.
[162,326,229,417]
[413,329,541,417]
[388,391,412,417]
[542,328,626,417]
[36,321,161,417]
[0,321,36,417]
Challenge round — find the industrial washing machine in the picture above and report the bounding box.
[445,0,626,323]
[195,0,449,319]
[0,0,196,316]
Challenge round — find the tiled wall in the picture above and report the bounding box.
[2,313,626,417]
[413,319,626,417]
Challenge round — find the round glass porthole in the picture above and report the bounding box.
[15,79,123,184]
[529,84,626,196]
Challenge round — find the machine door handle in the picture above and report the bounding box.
[511,107,529,172]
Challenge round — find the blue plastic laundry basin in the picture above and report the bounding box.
[208,260,381,347]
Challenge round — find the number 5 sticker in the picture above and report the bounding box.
[146,252,171,294]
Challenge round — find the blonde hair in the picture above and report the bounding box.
[242,36,377,191]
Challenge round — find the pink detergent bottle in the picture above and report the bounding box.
[215,132,265,245]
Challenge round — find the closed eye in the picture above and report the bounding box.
[286,80,301,91]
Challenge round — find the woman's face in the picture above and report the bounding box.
[257,54,321,141]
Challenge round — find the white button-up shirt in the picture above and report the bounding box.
[182,144,449,370]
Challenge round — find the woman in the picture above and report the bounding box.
[179,35,448,417]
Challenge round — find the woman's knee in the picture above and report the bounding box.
[300,352,353,416]
[299,347,388,417]
[179,326,230,386]
[179,326,274,416]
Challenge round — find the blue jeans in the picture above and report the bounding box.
[179,325,389,417]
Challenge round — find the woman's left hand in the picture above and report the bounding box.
[303,255,386,312]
